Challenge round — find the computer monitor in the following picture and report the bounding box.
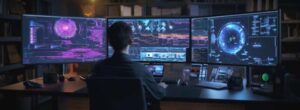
[22,14,107,64]
[107,18,190,62]
[144,64,164,77]
[192,11,280,66]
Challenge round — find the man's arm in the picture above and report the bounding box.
[138,64,166,100]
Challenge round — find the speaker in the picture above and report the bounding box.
[284,73,300,100]
[43,72,58,84]
[227,76,243,90]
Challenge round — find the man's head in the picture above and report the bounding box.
[107,21,132,52]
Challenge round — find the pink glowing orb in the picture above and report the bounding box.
[54,18,77,39]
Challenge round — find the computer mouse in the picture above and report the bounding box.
[23,81,42,89]
[68,77,76,81]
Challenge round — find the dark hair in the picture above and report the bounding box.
[107,21,132,52]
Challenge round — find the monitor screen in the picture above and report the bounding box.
[22,14,107,64]
[108,18,190,62]
[192,11,279,66]
[144,64,164,77]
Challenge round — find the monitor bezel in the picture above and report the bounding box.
[190,10,281,67]
[106,16,191,63]
[22,14,108,65]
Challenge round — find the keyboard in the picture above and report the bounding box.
[194,81,227,90]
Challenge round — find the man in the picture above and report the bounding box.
[90,21,168,110]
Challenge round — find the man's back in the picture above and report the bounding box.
[91,53,144,78]
[90,52,166,101]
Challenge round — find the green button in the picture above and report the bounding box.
[262,73,269,82]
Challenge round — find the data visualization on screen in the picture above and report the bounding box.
[108,18,190,62]
[22,15,107,64]
[192,11,279,66]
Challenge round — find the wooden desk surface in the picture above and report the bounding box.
[0,75,86,96]
[1,76,298,104]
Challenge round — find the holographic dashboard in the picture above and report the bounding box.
[22,15,107,64]
[108,18,190,62]
[192,11,279,66]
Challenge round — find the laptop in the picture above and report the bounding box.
[144,64,164,82]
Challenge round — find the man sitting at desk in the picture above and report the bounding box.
[90,21,168,110]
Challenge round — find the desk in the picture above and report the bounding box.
[0,76,85,110]
[76,84,274,102]
[0,76,298,110]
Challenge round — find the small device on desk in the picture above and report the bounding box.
[195,80,227,90]
[250,67,277,96]
[43,72,58,84]
[23,81,42,89]
[79,75,88,81]
[227,76,243,90]
[67,77,76,81]
[144,64,165,82]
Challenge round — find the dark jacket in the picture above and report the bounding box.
[90,52,166,100]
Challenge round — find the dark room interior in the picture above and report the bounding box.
[1,0,300,110]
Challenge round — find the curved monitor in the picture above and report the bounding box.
[22,14,107,64]
[192,11,280,66]
[108,17,190,62]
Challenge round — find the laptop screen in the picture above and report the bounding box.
[144,64,164,77]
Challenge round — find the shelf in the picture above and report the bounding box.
[105,3,137,6]
[0,15,21,21]
[0,64,30,74]
[282,37,300,43]
[0,37,22,44]
[189,2,246,5]
[282,20,300,24]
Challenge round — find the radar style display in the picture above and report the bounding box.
[23,15,107,64]
[192,11,279,66]
[108,18,190,62]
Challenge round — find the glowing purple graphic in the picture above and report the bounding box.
[89,28,104,46]
[54,18,77,39]
[44,48,104,60]
[88,20,105,47]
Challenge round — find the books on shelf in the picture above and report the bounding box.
[0,0,3,14]
[151,7,161,16]
[0,46,3,67]
[6,44,21,64]
[134,5,142,16]
[120,5,132,16]
[151,7,181,16]
[189,5,199,16]
[108,5,120,16]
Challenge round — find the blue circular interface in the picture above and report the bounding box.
[218,22,246,55]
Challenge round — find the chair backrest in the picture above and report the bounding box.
[87,77,147,110]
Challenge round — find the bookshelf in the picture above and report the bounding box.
[279,0,300,65]
[0,37,21,44]
[187,0,246,16]
[103,0,247,20]
[0,15,21,21]
[0,0,50,86]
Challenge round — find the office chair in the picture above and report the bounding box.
[87,77,147,110]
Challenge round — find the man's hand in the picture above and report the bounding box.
[158,82,168,89]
